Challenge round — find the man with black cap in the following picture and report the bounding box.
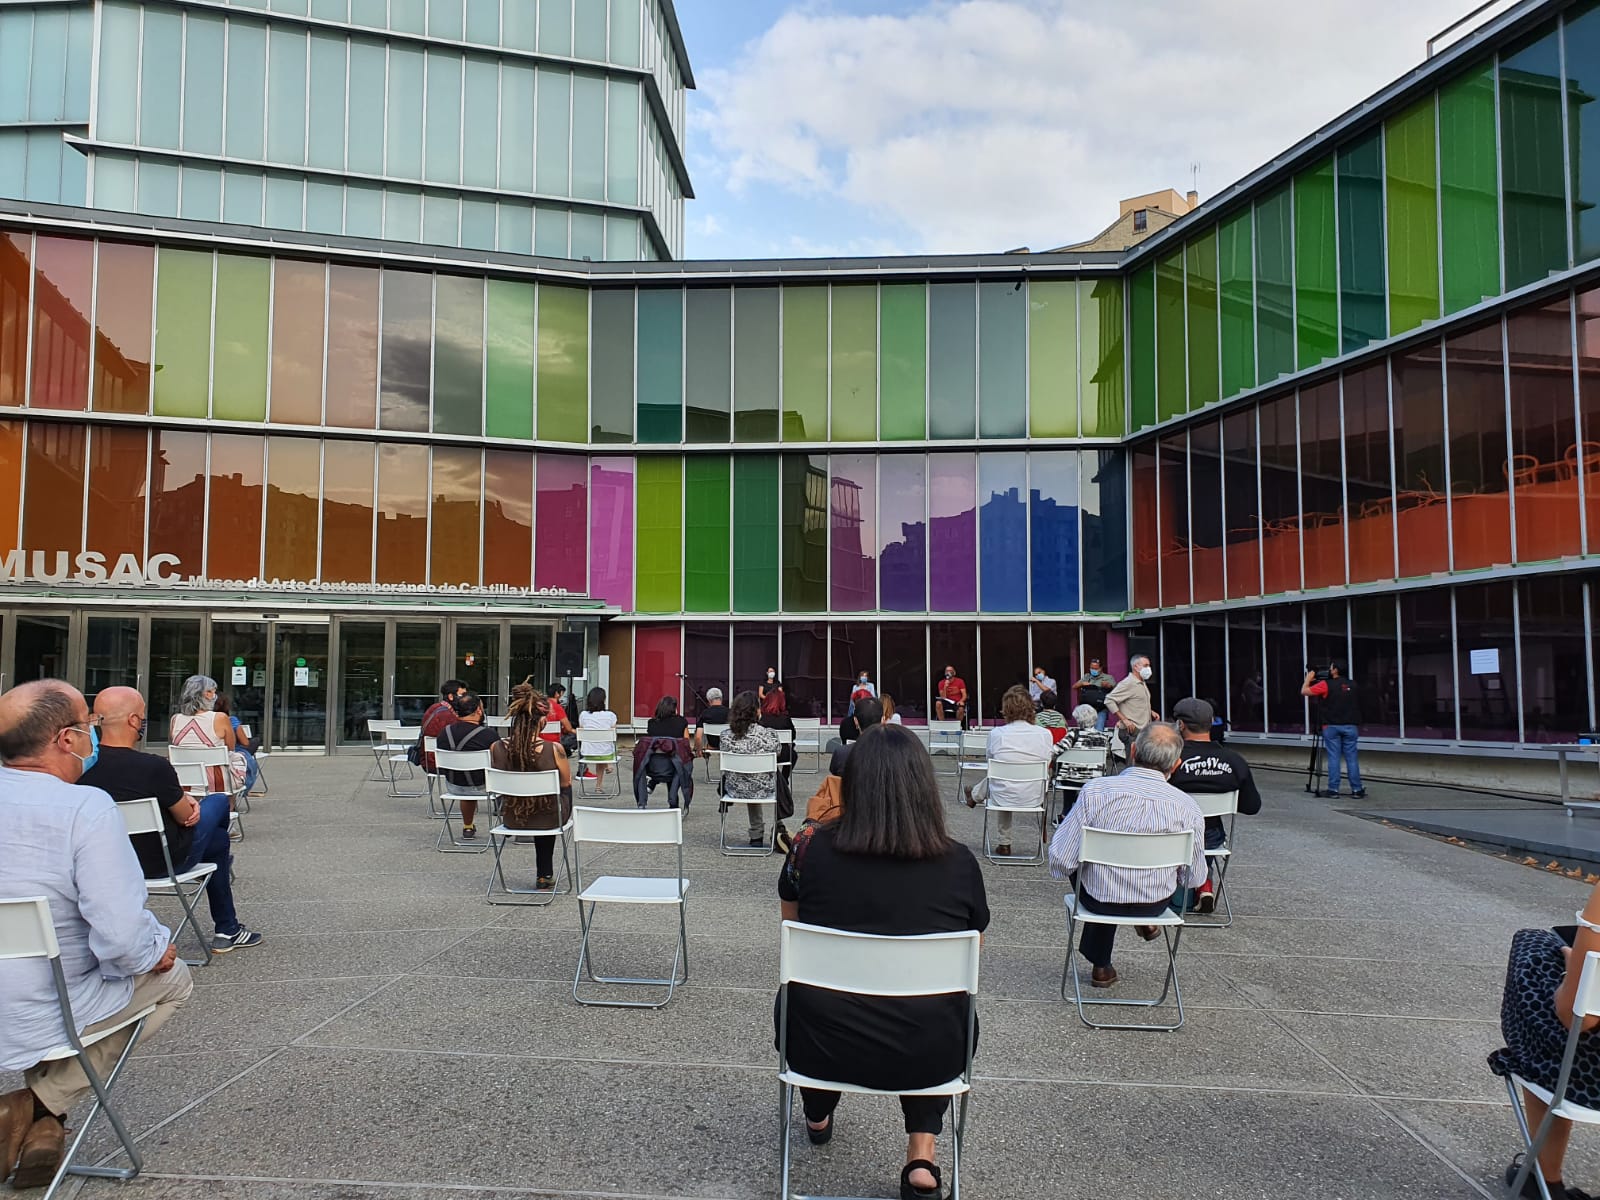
[1169,697,1261,913]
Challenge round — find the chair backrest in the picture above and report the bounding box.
[423,735,438,752]
[434,748,491,772]
[169,744,228,768]
[1080,827,1195,871]
[392,725,421,738]
[987,759,1050,782]
[486,767,561,797]
[368,718,400,733]
[485,714,511,729]
[114,796,165,836]
[0,896,59,960]
[1056,747,1107,767]
[239,725,253,741]
[1189,789,1240,820]
[720,751,777,777]
[792,717,822,731]
[173,761,208,793]
[774,728,794,745]
[578,733,616,754]
[959,730,988,755]
[573,805,683,846]
[927,720,962,737]
[542,719,563,735]
[1574,950,1600,1019]
[701,723,729,737]
[779,921,980,997]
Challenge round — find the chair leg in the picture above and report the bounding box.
[951,1091,969,1200]
[1062,914,1185,1031]
[485,831,570,906]
[435,797,489,854]
[42,1019,150,1199]
[572,900,689,1008]
[778,1079,795,1200]
[1506,1076,1560,1200]
[719,803,775,856]
[167,880,214,968]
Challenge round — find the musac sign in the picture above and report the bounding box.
[0,550,183,585]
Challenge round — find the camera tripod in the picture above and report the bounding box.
[1304,731,1325,795]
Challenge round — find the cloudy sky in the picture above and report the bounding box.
[674,0,1492,259]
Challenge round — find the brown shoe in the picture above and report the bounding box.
[12,1115,65,1189]
[1135,925,1161,941]
[0,1088,33,1183]
[993,844,1012,857]
[1090,965,1118,988]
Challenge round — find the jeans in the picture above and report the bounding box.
[1095,708,1109,731]
[237,748,260,793]
[1322,724,1361,793]
[180,793,238,936]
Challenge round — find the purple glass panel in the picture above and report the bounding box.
[878,455,925,612]
[928,452,976,612]
[534,453,588,593]
[589,456,634,609]
[830,453,875,612]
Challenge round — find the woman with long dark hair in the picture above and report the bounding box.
[719,690,779,849]
[776,723,989,1200]
[490,679,572,889]
[576,686,617,787]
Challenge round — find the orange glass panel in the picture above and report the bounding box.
[92,242,154,413]
[430,445,481,586]
[1578,285,1600,552]
[86,425,147,561]
[321,439,374,584]
[0,234,27,407]
[30,237,93,410]
[265,436,320,582]
[270,259,326,425]
[23,422,85,554]
[483,449,532,587]
[1446,322,1510,571]
[1130,448,1157,608]
[1343,363,1394,584]
[325,265,378,428]
[207,433,263,580]
[375,443,427,583]
[1299,382,1345,589]
[149,429,206,573]
[1156,434,1189,606]
[1509,298,1580,563]
[0,421,19,552]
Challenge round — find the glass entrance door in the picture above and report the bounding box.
[272,623,330,749]
[393,622,441,724]
[454,622,502,714]
[210,621,270,748]
[14,613,71,685]
[84,616,141,707]
[336,621,386,745]
[509,624,553,696]
[148,618,202,745]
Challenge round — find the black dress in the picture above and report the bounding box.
[1490,928,1600,1107]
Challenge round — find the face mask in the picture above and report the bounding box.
[200,693,216,711]
[860,676,868,684]
[1138,666,1153,681]
[136,717,148,741]
[767,671,776,679]
[70,724,99,774]
[1035,672,1044,679]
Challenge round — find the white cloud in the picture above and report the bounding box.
[698,0,1485,254]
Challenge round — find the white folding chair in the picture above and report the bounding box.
[1506,950,1600,1200]
[699,723,729,781]
[485,768,572,906]
[981,760,1051,865]
[572,806,689,1008]
[0,897,156,1198]
[577,732,621,797]
[485,714,512,730]
[1061,827,1194,1031]
[1051,746,1109,822]
[717,750,778,857]
[432,748,492,853]
[953,730,989,805]
[542,718,564,739]
[170,761,238,844]
[777,921,981,1200]
[238,724,269,795]
[791,717,823,771]
[383,725,425,798]
[926,719,963,772]
[421,735,444,817]
[366,718,401,780]
[1186,789,1240,929]
[115,797,218,967]
[167,744,247,814]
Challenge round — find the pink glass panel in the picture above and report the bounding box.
[534,453,587,593]
[588,456,634,609]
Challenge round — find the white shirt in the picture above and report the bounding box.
[1029,673,1057,702]
[984,721,1055,809]
[886,712,903,724]
[578,710,617,753]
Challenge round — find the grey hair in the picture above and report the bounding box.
[1071,704,1098,729]
[178,675,218,716]
[1129,654,1150,670]
[1132,722,1184,774]
[0,680,82,762]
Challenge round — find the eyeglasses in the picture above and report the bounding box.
[61,714,102,735]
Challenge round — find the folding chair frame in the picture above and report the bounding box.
[116,797,217,967]
[791,718,823,772]
[577,734,622,798]
[384,727,427,799]
[432,749,493,854]
[717,751,779,858]
[1061,877,1189,1032]
[926,720,964,775]
[571,811,690,1008]
[486,822,573,906]
[698,724,729,783]
[366,719,400,782]
[1186,793,1240,930]
[979,760,1051,867]
[952,731,988,806]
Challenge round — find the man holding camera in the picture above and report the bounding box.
[1301,662,1366,799]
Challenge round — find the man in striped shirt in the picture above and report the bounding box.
[1048,722,1207,989]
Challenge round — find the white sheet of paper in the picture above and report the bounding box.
[293,666,310,687]
[231,665,247,685]
[1469,648,1500,675]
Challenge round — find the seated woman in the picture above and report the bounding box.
[489,679,572,889]
[776,723,989,1200]
[215,693,260,793]
[647,694,690,740]
[576,687,618,786]
[759,686,798,850]
[719,691,780,850]
[881,694,903,725]
[1492,880,1600,1199]
[171,674,242,798]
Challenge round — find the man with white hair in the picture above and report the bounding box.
[695,687,729,754]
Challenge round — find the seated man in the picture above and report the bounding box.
[1048,723,1206,989]
[438,690,501,839]
[419,678,468,773]
[82,687,263,953]
[0,681,194,1188]
[934,665,967,725]
[963,687,1053,856]
[694,687,729,754]
[1169,697,1262,913]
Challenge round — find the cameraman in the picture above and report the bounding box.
[1301,661,1366,799]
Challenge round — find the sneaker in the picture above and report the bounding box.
[461,824,477,839]
[582,771,598,781]
[1351,788,1368,798]
[749,832,766,847]
[993,843,1012,857]
[211,926,263,953]
[1195,881,1216,914]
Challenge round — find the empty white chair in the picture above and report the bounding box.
[926,719,963,773]
[432,748,492,852]
[237,724,268,795]
[0,896,157,1198]
[791,717,823,770]
[485,767,571,906]
[421,735,444,817]
[716,750,779,857]
[383,725,426,798]
[366,717,401,780]
[115,797,218,967]
[577,732,621,797]
[953,730,989,805]
[1186,789,1241,928]
[571,806,689,1008]
[777,921,981,1200]
[981,760,1051,865]
[1061,827,1195,1031]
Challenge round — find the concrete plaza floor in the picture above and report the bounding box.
[7,745,1598,1199]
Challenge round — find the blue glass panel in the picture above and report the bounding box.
[1029,450,1079,613]
[1082,450,1128,613]
[979,451,1027,612]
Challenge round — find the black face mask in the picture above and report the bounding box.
[136,717,148,740]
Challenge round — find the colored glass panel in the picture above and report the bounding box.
[589,288,634,443]
[635,456,682,612]
[1255,185,1295,384]
[482,451,532,587]
[212,254,269,422]
[1569,1,1600,263]
[534,453,587,592]
[1223,408,1261,599]
[1082,278,1124,438]
[1186,231,1220,410]
[321,439,373,584]
[978,451,1027,612]
[1508,297,1580,562]
[153,249,212,417]
[1082,449,1128,613]
[0,234,26,409]
[86,426,145,562]
[148,430,205,572]
[783,453,827,611]
[1156,434,1190,606]
[928,283,976,439]
[24,422,85,557]
[1258,396,1300,594]
[685,288,731,442]
[433,276,484,436]
[1391,346,1449,577]
[379,271,431,432]
[430,446,481,586]
[636,288,683,443]
[733,287,779,442]
[1030,450,1079,613]
[1294,158,1338,370]
[1155,250,1186,421]
[207,433,263,579]
[264,435,320,582]
[733,454,779,612]
[485,279,535,440]
[978,280,1025,438]
[326,265,378,428]
[829,453,875,612]
[928,453,976,612]
[1219,212,1255,398]
[1029,280,1077,438]
[1129,264,1156,430]
[536,285,587,442]
[878,454,925,612]
[1130,446,1158,609]
[1440,65,1501,313]
[633,626,681,721]
[1445,322,1511,572]
[376,443,428,583]
[1386,98,1441,335]
[1337,132,1387,353]
[685,455,730,612]
[91,241,153,414]
[1500,25,1568,290]
[879,283,926,441]
[1188,420,1225,603]
[30,236,91,410]
[830,286,877,441]
[1343,364,1394,585]
[781,288,827,441]
[1298,384,1344,590]
[269,259,325,425]
[591,456,637,608]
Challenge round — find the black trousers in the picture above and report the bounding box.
[1074,888,1171,968]
[799,1087,948,1135]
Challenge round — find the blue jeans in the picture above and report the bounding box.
[1322,724,1361,793]
[179,793,238,936]
[1094,708,1109,731]
[237,748,260,793]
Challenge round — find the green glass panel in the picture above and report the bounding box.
[928,283,976,439]
[636,288,682,444]
[1219,211,1255,397]
[485,279,535,440]
[781,288,827,440]
[684,455,730,611]
[1186,231,1220,410]
[1294,159,1339,371]
[153,248,211,418]
[1386,98,1441,334]
[211,254,268,422]
[535,285,587,443]
[433,275,483,435]
[1568,1,1600,263]
[830,285,877,441]
[733,287,779,442]
[782,452,826,612]
[1155,250,1185,422]
[635,455,682,612]
[1028,280,1076,438]
[1440,67,1501,312]
[1129,264,1156,431]
[589,288,633,443]
[1500,25,1568,289]
[977,280,1025,438]
[733,454,779,612]
[1081,277,1124,437]
[1337,131,1387,352]
[684,288,731,442]
[879,283,926,440]
[1255,185,1295,382]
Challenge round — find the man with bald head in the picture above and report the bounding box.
[0,680,192,1187]
[82,686,261,956]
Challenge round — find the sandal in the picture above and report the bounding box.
[900,1159,941,1199]
[805,1114,832,1145]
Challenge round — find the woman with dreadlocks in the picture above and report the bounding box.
[490,677,573,890]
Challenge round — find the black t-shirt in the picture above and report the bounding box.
[776,823,989,1091]
[1171,739,1263,816]
[647,714,690,739]
[698,704,728,727]
[438,722,500,788]
[81,746,193,878]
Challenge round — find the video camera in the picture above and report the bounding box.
[1305,663,1331,683]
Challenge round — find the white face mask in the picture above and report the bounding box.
[1138,666,1153,681]
[767,671,775,679]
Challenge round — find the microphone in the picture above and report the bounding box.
[675,673,688,678]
